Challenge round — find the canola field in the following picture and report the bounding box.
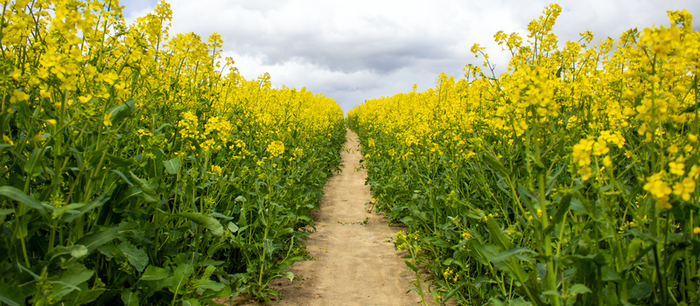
[348,4,700,306]
[0,0,344,305]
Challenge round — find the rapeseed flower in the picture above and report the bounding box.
[673,177,695,201]
[267,141,285,157]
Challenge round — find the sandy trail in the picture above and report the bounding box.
[236,129,425,305]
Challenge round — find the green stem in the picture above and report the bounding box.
[539,173,560,306]
[258,225,269,287]
[653,244,666,305]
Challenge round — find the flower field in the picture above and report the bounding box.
[0,0,344,305]
[348,4,700,306]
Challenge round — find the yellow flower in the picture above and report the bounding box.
[669,161,685,176]
[10,70,21,81]
[177,111,199,140]
[689,134,698,143]
[577,165,592,181]
[689,165,700,179]
[694,227,700,235]
[33,133,47,142]
[443,267,454,279]
[210,165,222,176]
[603,156,612,167]
[2,135,13,145]
[78,95,92,103]
[46,119,57,126]
[572,137,595,166]
[643,172,672,200]
[9,90,29,103]
[267,140,285,157]
[668,145,679,154]
[103,112,112,127]
[673,177,695,201]
[593,139,609,156]
[657,196,672,210]
[462,231,472,240]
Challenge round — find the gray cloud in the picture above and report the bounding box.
[121,0,700,113]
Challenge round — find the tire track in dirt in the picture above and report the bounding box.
[236,129,427,305]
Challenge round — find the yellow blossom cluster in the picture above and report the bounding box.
[0,1,345,304]
[350,7,700,209]
[266,140,285,158]
[348,6,700,303]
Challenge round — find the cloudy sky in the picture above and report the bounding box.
[120,0,700,113]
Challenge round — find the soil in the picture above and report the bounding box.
[231,129,433,305]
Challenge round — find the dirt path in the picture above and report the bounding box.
[236,129,426,305]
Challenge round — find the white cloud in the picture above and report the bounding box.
[120,0,700,113]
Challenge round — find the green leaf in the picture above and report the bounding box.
[121,288,140,306]
[176,212,224,237]
[486,217,514,250]
[0,208,14,226]
[627,229,663,243]
[73,288,106,305]
[111,170,134,185]
[0,283,24,306]
[77,227,119,253]
[140,266,170,281]
[23,148,46,177]
[601,266,621,281]
[53,264,94,300]
[183,299,201,306]
[482,153,511,176]
[117,242,149,273]
[472,276,496,290]
[508,297,531,306]
[0,186,48,218]
[517,185,540,204]
[443,282,466,301]
[163,157,181,175]
[194,279,225,292]
[488,297,506,306]
[169,264,194,295]
[106,154,134,167]
[110,99,135,127]
[128,171,158,197]
[569,284,592,296]
[0,208,14,218]
[569,198,587,215]
[544,193,572,234]
[630,282,652,300]
[405,259,419,272]
[626,237,643,264]
[228,222,239,233]
[13,215,30,239]
[210,212,234,221]
[49,245,89,260]
[492,247,536,263]
[62,192,110,222]
[280,271,294,282]
[53,202,85,220]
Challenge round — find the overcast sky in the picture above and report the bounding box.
[119,0,700,113]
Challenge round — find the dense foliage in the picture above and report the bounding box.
[349,5,699,306]
[0,0,345,305]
